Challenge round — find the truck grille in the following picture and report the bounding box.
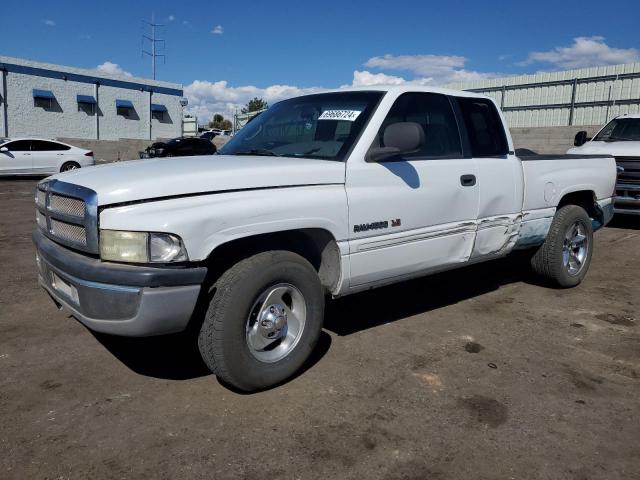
[50,219,88,246]
[616,157,640,187]
[35,180,99,254]
[49,194,86,218]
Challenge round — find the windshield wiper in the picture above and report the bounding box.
[232,149,283,157]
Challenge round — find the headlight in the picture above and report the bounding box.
[100,230,188,263]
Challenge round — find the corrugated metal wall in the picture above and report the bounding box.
[446,63,640,128]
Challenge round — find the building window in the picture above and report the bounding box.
[34,97,52,109]
[33,89,55,109]
[117,106,130,117]
[79,103,95,114]
[115,99,135,118]
[77,95,96,115]
[151,103,168,122]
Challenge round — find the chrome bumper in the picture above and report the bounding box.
[34,230,206,337]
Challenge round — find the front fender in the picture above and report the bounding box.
[98,185,349,261]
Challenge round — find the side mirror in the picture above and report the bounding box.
[574,131,588,147]
[0,146,8,153]
[366,122,425,162]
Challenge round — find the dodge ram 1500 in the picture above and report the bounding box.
[34,86,616,391]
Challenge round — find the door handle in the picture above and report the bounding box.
[460,174,476,187]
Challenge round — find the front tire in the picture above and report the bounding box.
[198,251,325,392]
[530,205,594,288]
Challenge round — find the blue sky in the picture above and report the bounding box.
[3,0,640,121]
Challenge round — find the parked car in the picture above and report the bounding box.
[568,113,640,215]
[208,128,232,137]
[200,131,218,141]
[34,86,616,391]
[143,137,216,158]
[0,138,94,176]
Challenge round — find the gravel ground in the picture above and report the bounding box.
[1,178,639,480]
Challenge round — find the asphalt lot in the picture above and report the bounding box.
[1,178,639,479]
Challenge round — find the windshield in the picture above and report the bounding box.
[219,91,384,161]
[594,118,640,142]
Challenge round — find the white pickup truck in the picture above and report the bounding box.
[568,113,640,215]
[34,86,616,391]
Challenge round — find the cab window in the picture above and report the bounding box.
[379,93,462,159]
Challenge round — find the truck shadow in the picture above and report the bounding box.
[324,253,535,336]
[607,214,640,230]
[91,330,211,380]
[91,326,332,383]
[92,254,535,382]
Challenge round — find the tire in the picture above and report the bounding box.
[60,162,80,172]
[530,205,594,288]
[198,250,325,392]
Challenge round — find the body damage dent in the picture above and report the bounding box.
[514,210,555,249]
[471,214,522,257]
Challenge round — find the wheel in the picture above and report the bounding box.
[60,162,80,172]
[198,250,325,391]
[530,205,594,288]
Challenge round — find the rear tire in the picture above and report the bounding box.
[60,162,80,172]
[197,250,325,392]
[530,205,593,288]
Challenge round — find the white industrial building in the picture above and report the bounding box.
[447,62,640,128]
[0,55,185,140]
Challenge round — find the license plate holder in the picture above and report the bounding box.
[51,272,80,306]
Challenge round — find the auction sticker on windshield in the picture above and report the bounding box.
[318,110,362,121]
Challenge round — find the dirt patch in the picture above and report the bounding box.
[457,395,508,427]
[595,313,636,327]
[464,341,485,353]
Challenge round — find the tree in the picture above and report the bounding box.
[209,114,232,130]
[241,97,268,114]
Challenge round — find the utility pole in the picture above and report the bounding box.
[142,13,165,79]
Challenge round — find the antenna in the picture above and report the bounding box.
[141,13,165,80]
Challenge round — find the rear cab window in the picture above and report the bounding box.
[456,97,508,157]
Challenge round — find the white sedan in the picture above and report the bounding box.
[0,138,95,176]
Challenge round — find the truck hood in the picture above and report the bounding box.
[49,154,346,206]
[567,141,640,156]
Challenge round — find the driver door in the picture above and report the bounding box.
[346,93,480,287]
[0,140,32,174]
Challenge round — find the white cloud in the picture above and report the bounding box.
[168,15,175,21]
[362,53,497,85]
[211,25,224,35]
[350,70,407,87]
[96,61,133,78]
[43,19,56,26]
[184,80,325,122]
[519,36,640,69]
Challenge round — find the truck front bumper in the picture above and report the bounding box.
[33,229,207,337]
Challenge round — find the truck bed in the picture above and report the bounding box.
[518,153,616,212]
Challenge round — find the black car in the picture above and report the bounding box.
[144,137,217,158]
[200,131,218,141]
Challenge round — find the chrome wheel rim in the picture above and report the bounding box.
[63,164,78,171]
[562,221,588,276]
[245,283,306,363]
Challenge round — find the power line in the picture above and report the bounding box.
[141,13,165,80]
